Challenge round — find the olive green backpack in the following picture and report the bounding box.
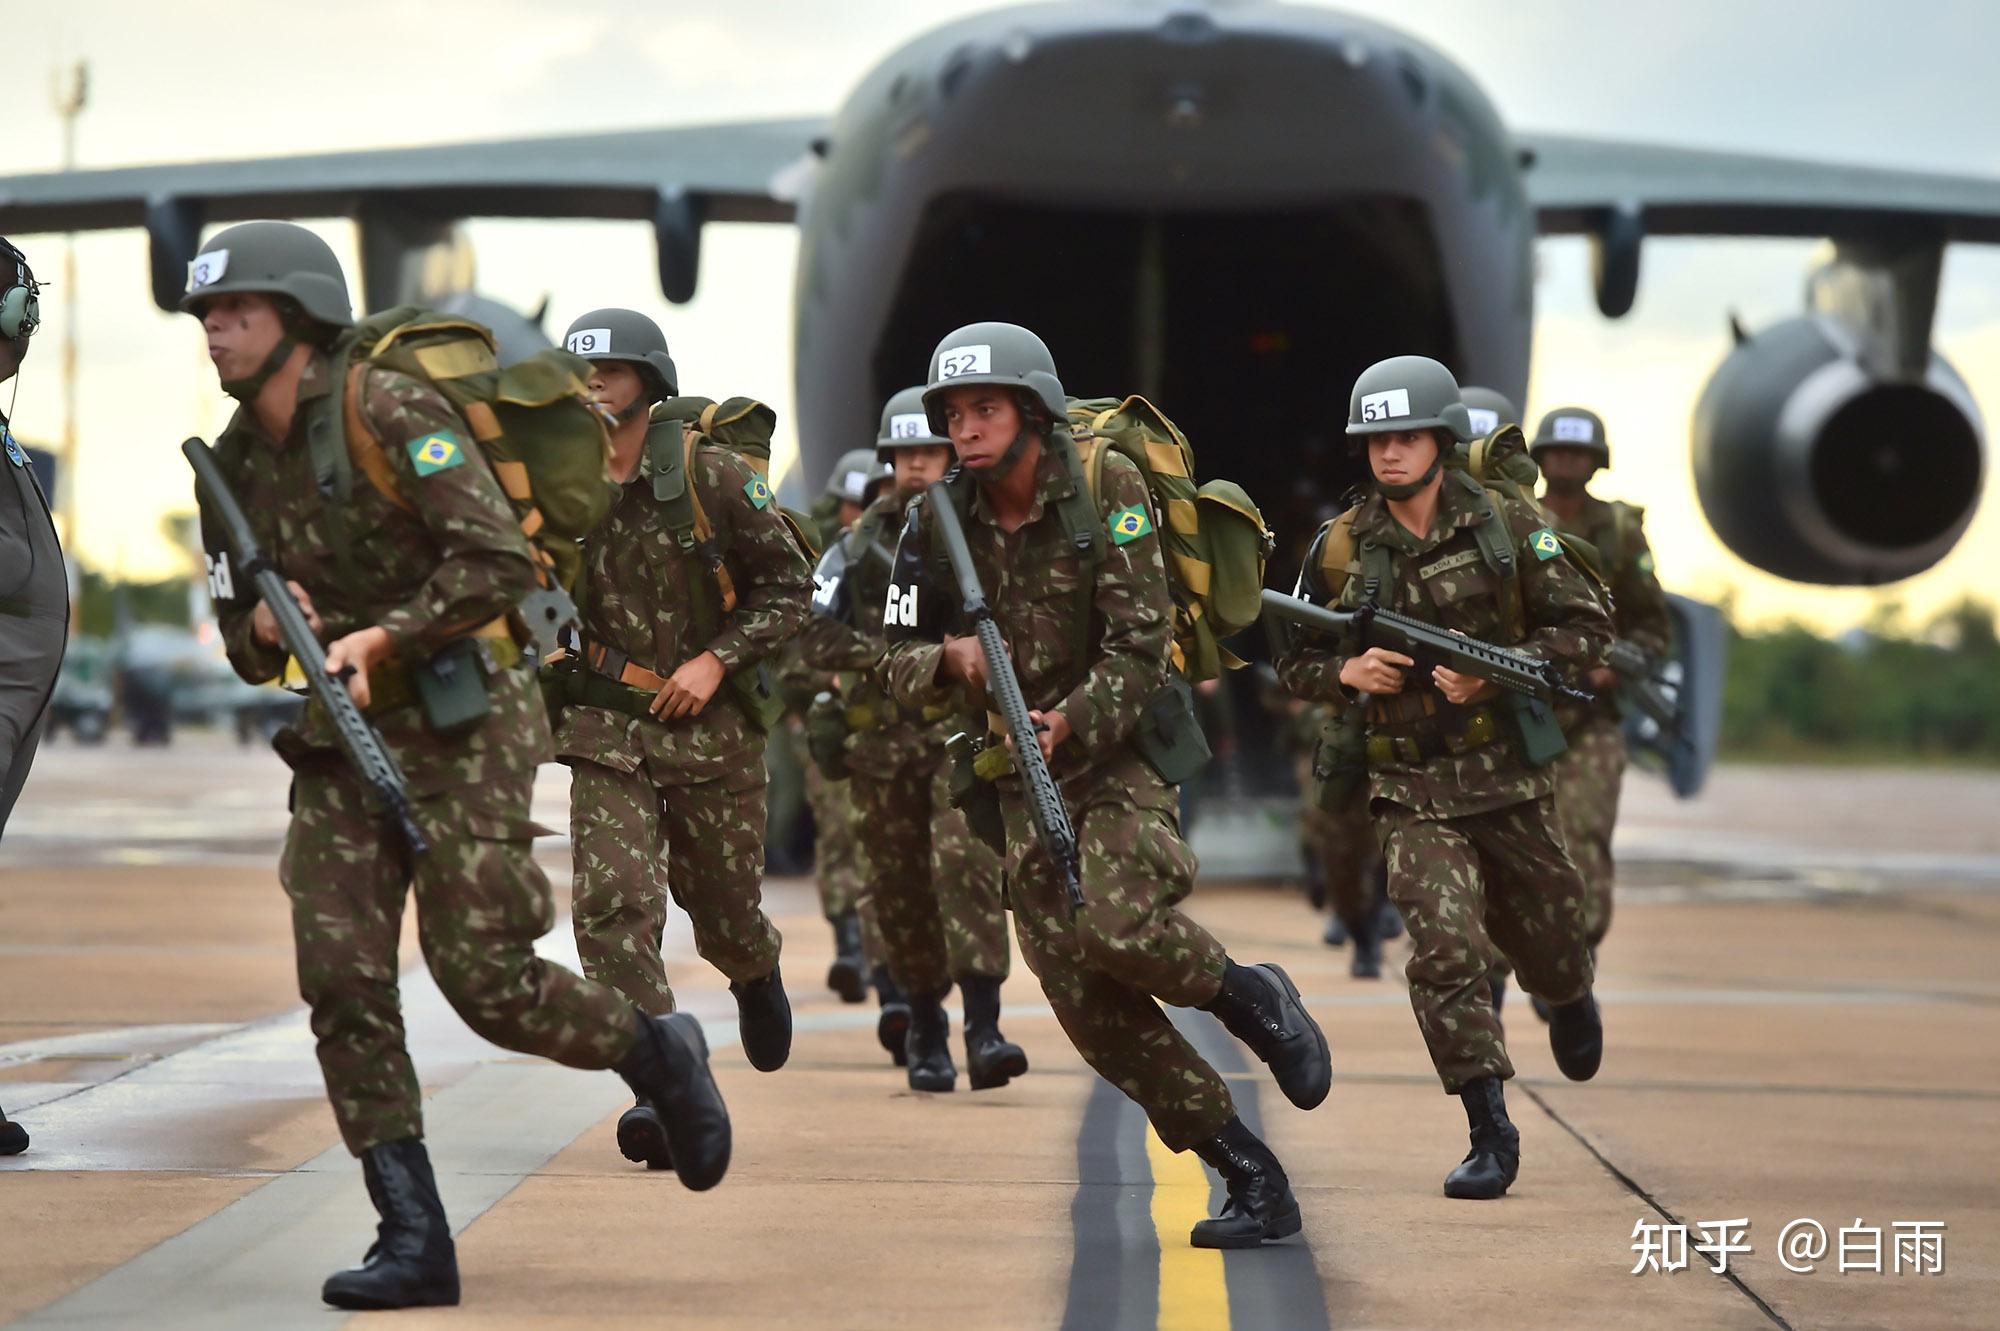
[1065,395,1275,682]
[313,305,615,644]
[632,395,821,731]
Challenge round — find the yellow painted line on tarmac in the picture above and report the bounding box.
[1144,1126,1230,1331]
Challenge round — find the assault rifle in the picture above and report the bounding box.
[184,438,429,854]
[1260,589,1596,707]
[925,481,1084,915]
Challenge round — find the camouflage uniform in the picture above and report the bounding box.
[1289,704,1381,935]
[202,353,639,1155]
[1278,475,1611,1092]
[798,489,1009,999]
[1550,496,1671,946]
[555,438,809,1014]
[883,449,1234,1149]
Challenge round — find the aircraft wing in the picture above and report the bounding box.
[0,117,824,306]
[1521,132,2000,242]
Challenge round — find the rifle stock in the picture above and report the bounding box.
[924,481,1085,915]
[183,438,429,854]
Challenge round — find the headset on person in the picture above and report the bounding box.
[1,238,42,357]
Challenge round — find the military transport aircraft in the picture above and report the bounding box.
[2,0,1994,853]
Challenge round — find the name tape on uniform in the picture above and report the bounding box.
[1552,415,1595,443]
[566,327,612,355]
[1465,407,1499,436]
[936,344,991,379]
[187,250,230,290]
[1359,388,1411,423]
[888,412,930,440]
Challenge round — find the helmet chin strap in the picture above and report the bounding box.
[1374,449,1444,500]
[614,396,651,427]
[970,397,1048,484]
[1543,473,1589,497]
[220,332,299,402]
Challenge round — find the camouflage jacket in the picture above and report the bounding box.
[1278,475,1612,818]
[881,446,1174,787]
[554,439,810,777]
[1554,492,1672,717]
[200,351,548,796]
[798,487,949,770]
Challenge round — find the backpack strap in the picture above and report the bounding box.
[1315,511,1361,606]
[341,363,416,515]
[303,351,362,591]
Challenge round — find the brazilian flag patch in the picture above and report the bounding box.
[1636,550,1655,574]
[407,431,466,477]
[1109,504,1153,545]
[1528,527,1563,561]
[743,475,772,510]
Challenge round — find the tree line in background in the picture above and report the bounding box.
[1720,596,2000,762]
[65,573,2000,764]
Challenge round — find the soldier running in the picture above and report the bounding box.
[1278,356,1610,1200]
[184,224,730,1309]
[881,324,1331,1247]
[799,387,1024,1093]
[548,308,811,1170]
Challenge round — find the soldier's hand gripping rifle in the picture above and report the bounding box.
[184,438,429,854]
[925,481,1085,916]
[1259,589,1596,706]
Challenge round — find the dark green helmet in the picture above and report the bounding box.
[920,322,1065,434]
[1345,355,1473,442]
[1459,386,1520,438]
[1530,406,1610,466]
[877,385,950,459]
[178,221,353,330]
[563,307,679,401]
[826,447,892,504]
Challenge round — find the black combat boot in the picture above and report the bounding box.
[826,912,867,1004]
[1371,865,1403,940]
[1321,913,1348,947]
[615,1101,671,1171]
[730,966,792,1072]
[613,1011,732,1191]
[1189,1117,1302,1248]
[1488,970,1508,1025]
[0,1105,27,1156]
[1346,912,1382,979]
[873,965,911,1068]
[903,992,956,1093]
[1202,960,1331,1110]
[1443,1076,1520,1200]
[1548,992,1603,1081]
[959,975,1028,1091]
[321,1138,460,1310]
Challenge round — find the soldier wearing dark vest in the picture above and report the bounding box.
[0,236,61,1157]
[1529,407,1671,962]
[880,323,1331,1248]
[184,224,731,1309]
[798,386,1023,1093]
[552,308,811,1169]
[1278,356,1611,1200]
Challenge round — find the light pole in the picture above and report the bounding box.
[51,59,88,553]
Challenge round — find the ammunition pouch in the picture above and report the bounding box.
[1132,674,1212,786]
[805,690,850,779]
[726,664,786,735]
[413,635,497,738]
[1499,692,1569,767]
[1310,707,1370,814]
[946,731,1007,857]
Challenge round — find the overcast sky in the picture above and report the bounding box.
[9,0,2000,629]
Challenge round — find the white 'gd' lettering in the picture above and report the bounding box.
[884,583,920,628]
[205,552,236,602]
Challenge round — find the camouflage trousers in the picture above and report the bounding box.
[1554,715,1626,948]
[282,764,638,1156]
[848,742,1008,997]
[1295,754,1381,933]
[1006,749,1232,1151]
[568,758,782,1015]
[804,760,863,921]
[1378,794,1594,1092]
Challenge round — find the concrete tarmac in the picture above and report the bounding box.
[2,733,1996,1329]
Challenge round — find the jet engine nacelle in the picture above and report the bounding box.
[1692,315,1985,584]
